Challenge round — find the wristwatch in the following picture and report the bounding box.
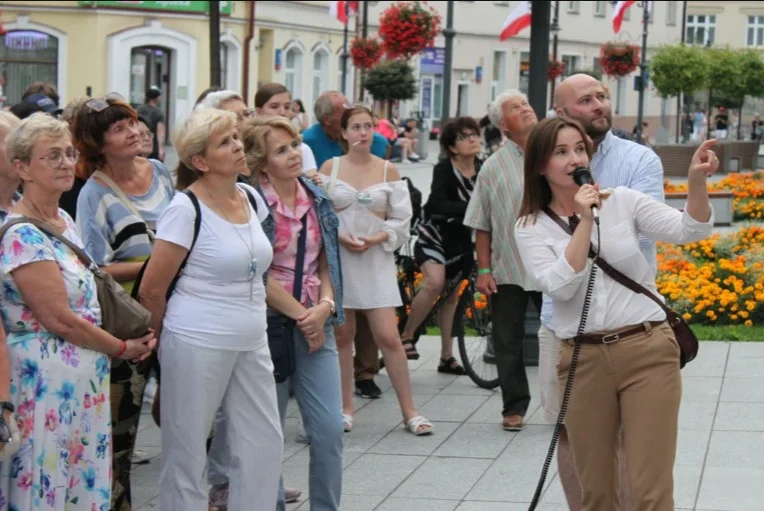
[319,297,336,315]
[0,402,14,414]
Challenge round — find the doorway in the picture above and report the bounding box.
[457,83,470,117]
[130,46,172,132]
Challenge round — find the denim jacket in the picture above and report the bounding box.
[259,176,345,326]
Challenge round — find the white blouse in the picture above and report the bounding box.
[514,187,713,339]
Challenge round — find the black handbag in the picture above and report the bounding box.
[268,214,308,383]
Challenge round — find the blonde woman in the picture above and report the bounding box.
[0,113,155,511]
[138,109,281,511]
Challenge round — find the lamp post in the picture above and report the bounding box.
[441,0,455,125]
[676,0,688,143]
[527,0,551,119]
[359,1,370,102]
[549,0,561,110]
[634,1,650,145]
[209,0,221,87]
[341,1,350,95]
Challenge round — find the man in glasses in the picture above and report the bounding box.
[136,86,166,162]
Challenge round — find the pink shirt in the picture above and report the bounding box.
[261,180,323,306]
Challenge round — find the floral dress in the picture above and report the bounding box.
[0,211,111,511]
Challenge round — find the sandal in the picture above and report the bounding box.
[343,414,353,433]
[402,339,420,360]
[437,357,466,375]
[404,415,433,436]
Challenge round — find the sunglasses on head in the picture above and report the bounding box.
[86,92,126,113]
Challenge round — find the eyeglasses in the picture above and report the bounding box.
[457,132,480,142]
[86,92,125,113]
[38,149,79,169]
[139,130,154,141]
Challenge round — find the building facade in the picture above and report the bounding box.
[0,0,687,132]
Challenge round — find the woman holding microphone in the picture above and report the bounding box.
[514,117,718,511]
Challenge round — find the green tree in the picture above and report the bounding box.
[364,60,417,117]
[649,44,709,99]
[705,47,750,139]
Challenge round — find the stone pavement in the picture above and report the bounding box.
[131,337,764,511]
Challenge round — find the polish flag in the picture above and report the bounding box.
[329,1,358,25]
[499,1,532,41]
[612,0,636,33]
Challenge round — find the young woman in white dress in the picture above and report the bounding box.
[318,105,432,436]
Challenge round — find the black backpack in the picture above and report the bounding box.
[402,176,423,232]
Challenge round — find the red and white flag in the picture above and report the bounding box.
[329,1,359,25]
[499,1,532,41]
[612,0,636,33]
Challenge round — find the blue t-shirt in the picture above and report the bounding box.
[303,123,389,168]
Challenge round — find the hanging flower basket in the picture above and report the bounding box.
[599,42,640,77]
[350,37,384,70]
[378,1,442,60]
[548,60,565,81]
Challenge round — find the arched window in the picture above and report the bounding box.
[0,30,58,105]
[284,46,304,100]
[312,48,330,105]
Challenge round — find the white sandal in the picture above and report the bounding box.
[404,415,433,436]
[343,414,354,433]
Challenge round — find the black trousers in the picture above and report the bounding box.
[490,284,542,418]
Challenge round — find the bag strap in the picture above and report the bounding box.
[241,186,259,216]
[293,214,309,302]
[541,206,676,320]
[92,169,156,243]
[177,189,202,272]
[328,157,340,196]
[0,217,96,269]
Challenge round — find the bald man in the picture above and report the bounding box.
[535,73,666,510]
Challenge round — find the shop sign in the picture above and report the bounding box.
[419,47,445,75]
[78,1,232,15]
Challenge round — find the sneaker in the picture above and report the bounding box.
[409,152,420,160]
[285,487,302,503]
[208,483,229,509]
[355,379,382,399]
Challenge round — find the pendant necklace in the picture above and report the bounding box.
[204,183,258,300]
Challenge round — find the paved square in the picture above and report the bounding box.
[133,338,763,510]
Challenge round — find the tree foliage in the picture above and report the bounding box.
[649,44,709,98]
[364,60,417,102]
[739,49,764,100]
[705,47,747,108]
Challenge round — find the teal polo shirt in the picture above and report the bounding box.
[303,123,389,168]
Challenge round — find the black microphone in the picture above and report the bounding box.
[572,166,599,222]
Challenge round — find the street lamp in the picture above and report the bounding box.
[549,1,561,110]
[441,0,455,126]
[610,1,650,145]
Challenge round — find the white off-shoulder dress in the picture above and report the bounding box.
[326,156,412,309]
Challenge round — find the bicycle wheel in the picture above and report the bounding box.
[456,281,499,390]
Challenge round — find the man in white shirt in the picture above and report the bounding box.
[540,73,665,510]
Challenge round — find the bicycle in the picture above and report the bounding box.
[394,227,499,390]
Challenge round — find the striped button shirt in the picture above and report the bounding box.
[464,139,536,290]
[539,130,665,329]
[591,130,665,269]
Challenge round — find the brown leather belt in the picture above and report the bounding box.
[573,321,666,345]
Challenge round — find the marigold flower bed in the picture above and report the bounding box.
[664,172,764,221]
[657,226,764,327]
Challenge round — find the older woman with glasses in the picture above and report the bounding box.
[195,90,253,126]
[71,93,174,511]
[399,117,483,371]
[0,113,155,511]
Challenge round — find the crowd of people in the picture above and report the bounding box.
[0,72,720,511]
